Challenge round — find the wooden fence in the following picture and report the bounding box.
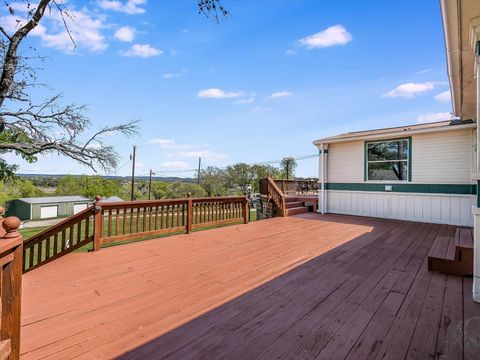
[23,194,249,272]
[0,210,23,360]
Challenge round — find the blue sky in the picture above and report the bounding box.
[1,0,452,178]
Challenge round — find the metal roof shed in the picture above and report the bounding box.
[5,196,92,221]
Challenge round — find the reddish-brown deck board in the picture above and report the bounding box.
[20,214,480,359]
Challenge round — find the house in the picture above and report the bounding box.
[441,0,480,303]
[5,196,92,221]
[313,119,476,227]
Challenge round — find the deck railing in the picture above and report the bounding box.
[23,194,249,272]
[97,195,248,247]
[23,206,95,272]
[260,176,287,217]
[273,178,319,196]
[0,209,23,360]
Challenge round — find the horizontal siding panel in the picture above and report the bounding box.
[325,190,474,226]
[327,141,364,182]
[412,129,474,184]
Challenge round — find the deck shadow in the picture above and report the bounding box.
[114,217,472,360]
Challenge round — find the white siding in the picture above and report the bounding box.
[321,128,477,226]
[327,141,364,182]
[412,128,474,183]
[326,128,475,185]
[326,190,475,226]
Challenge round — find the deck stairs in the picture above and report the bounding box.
[285,197,310,216]
[428,227,474,276]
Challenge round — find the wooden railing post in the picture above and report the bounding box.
[243,193,249,224]
[93,196,103,251]
[1,217,23,360]
[186,193,193,234]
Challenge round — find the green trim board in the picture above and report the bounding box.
[477,180,480,207]
[364,137,412,182]
[323,182,476,195]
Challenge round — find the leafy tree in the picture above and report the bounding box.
[250,164,282,192]
[0,178,44,206]
[0,0,227,179]
[225,163,254,194]
[280,157,297,179]
[152,181,207,199]
[199,166,228,196]
[55,175,120,198]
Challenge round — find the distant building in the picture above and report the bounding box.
[98,196,124,202]
[5,196,92,221]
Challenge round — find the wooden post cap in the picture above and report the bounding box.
[95,195,102,202]
[187,192,192,197]
[3,217,20,232]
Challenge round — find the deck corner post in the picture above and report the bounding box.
[186,193,193,234]
[243,193,249,224]
[93,205,103,251]
[1,217,23,360]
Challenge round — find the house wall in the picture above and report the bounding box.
[323,127,476,226]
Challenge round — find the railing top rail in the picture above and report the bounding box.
[272,178,319,182]
[24,205,95,244]
[267,176,285,198]
[99,196,247,208]
[192,196,246,203]
[99,198,188,208]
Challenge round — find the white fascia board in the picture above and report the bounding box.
[313,123,477,146]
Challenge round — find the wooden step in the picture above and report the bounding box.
[455,227,474,263]
[285,207,309,216]
[286,201,303,209]
[428,227,473,277]
[285,197,300,203]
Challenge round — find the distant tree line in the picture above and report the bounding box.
[0,158,301,206]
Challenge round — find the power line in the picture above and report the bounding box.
[152,153,320,174]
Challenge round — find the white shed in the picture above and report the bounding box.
[313,119,476,226]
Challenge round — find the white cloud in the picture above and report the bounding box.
[120,43,162,58]
[285,49,298,55]
[162,68,188,79]
[178,150,228,161]
[0,6,108,53]
[149,139,175,148]
[268,91,292,99]
[114,26,136,42]
[97,0,146,15]
[158,161,191,170]
[298,25,352,49]
[417,69,431,74]
[383,82,435,98]
[434,91,451,103]
[197,88,243,99]
[234,97,255,105]
[416,112,451,123]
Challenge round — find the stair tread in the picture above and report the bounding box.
[455,227,474,249]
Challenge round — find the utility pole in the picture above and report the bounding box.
[148,169,155,200]
[197,157,202,184]
[130,145,136,201]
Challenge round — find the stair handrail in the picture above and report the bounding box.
[266,176,286,217]
[23,205,96,273]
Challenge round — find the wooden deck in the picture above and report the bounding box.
[21,214,480,359]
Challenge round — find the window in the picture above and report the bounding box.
[365,138,410,181]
